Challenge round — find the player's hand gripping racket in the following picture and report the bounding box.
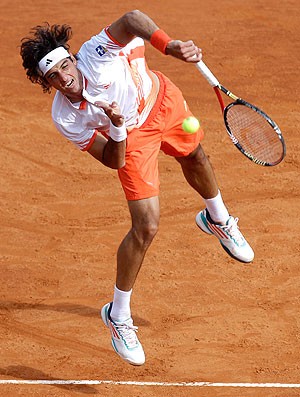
[195,61,286,166]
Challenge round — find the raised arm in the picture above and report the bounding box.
[108,10,202,63]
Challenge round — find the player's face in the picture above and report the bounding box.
[45,57,83,102]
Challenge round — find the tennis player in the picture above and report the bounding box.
[20,10,254,366]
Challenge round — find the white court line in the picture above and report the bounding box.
[0,380,300,388]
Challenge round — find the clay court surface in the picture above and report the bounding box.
[1,0,300,396]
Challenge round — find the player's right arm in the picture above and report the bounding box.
[87,101,126,169]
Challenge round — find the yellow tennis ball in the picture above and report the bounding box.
[182,116,200,134]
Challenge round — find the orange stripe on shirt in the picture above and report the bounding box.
[121,46,148,113]
[81,131,98,151]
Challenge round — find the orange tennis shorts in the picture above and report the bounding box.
[118,71,204,201]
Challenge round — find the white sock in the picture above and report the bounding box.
[110,285,132,322]
[204,190,229,224]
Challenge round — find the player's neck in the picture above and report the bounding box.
[66,91,84,103]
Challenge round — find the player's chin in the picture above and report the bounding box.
[63,83,80,96]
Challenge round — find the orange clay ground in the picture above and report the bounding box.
[1,1,300,396]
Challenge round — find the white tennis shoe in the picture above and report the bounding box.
[196,209,254,263]
[101,302,145,366]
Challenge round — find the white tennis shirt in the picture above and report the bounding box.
[52,27,159,150]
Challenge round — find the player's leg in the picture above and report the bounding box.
[176,145,254,263]
[101,196,160,366]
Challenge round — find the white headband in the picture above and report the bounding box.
[38,47,70,75]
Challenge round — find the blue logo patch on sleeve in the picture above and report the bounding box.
[95,45,107,56]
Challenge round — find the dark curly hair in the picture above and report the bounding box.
[20,23,73,93]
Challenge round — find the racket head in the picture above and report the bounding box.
[223,99,286,166]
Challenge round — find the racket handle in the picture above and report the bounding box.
[195,61,220,87]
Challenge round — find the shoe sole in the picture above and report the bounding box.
[219,242,252,264]
[196,212,252,264]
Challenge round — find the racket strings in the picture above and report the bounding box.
[225,105,283,164]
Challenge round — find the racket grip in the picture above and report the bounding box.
[195,61,220,87]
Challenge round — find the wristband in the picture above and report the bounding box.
[109,122,127,142]
[150,29,172,55]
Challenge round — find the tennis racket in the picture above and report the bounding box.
[195,61,286,166]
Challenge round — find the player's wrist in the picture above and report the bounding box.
[109,123,127,142]
[150,29,172,55]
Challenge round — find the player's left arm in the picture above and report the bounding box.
[107,9,202,63]
[87,101,126,169]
